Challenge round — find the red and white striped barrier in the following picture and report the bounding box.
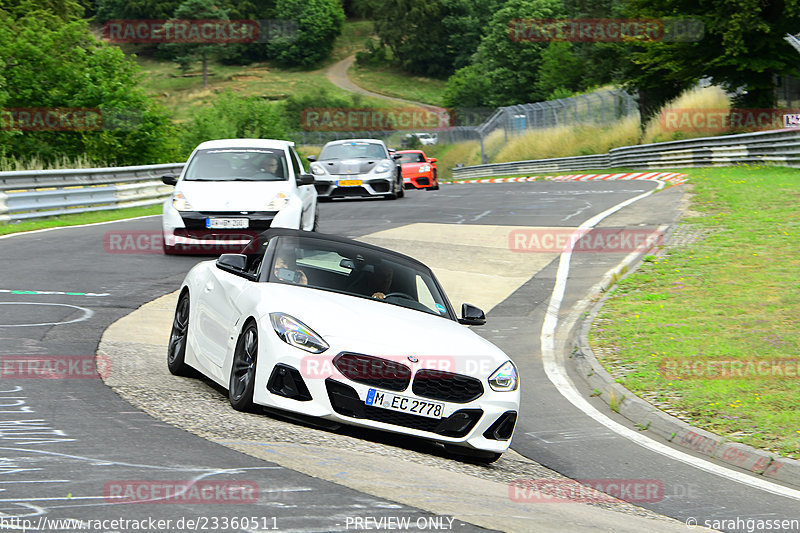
[446,171,688,187]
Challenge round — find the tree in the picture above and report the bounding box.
[0,1,177,165]
[162,0,230,88]
[535,42,583,99]
[620,0,800,117]
[444,0,567,107]
[94,0,180,21]
[363,0,499,77]
[269,0,344,67]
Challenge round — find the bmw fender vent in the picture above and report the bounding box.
[267,364,312,401]
[483,411,517,441]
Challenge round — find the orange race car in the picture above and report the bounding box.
[397,150,440,190]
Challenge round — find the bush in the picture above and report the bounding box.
[178,91,290,155]
[283,90,363,131]
[0,4,178,165]
[443,64,491,108]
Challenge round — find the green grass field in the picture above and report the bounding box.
[0,205,160,236]
[348,63,447,107]
[591,165,800,458]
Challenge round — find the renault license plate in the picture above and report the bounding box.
[206,218,249,229]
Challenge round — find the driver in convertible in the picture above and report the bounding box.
[273,251,308,285]
[366,263,393,299]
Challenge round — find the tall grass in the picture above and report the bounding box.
[640,85,731,144]
[425,141,483,180]
[0,154,111,172]
[493,115,641,163]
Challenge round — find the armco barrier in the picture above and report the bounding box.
[452,128,800,179]
[451,154,611,180]
[0,163,184,223]
[2,127,798,222]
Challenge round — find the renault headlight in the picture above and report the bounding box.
[270,313,329,354]
[266,192,290,211]
[488,361,518,391]
[172,192,193,211]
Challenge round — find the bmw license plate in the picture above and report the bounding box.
[337,179,362,187]
[205,218,249,229]
[365,388,444,419]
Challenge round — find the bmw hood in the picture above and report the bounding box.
[176,180,289,212]
[317,158,386,176]
[259,284,510,377]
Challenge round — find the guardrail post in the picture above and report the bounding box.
[0,192,8,224]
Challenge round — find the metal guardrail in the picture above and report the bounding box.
[0,163,184,222]
[451,154,611,180]
[451,128,800,180]
[2,128,797,222]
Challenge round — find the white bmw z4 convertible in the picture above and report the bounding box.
[167,228,520,462]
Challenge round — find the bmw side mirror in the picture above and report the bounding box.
[297,174,315,186]
[161,174,178,186]
[216,254,247,273]
[458,303,486,325]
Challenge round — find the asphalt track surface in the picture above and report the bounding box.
[0,180,797,532]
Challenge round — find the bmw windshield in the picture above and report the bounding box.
[266,236,455,319]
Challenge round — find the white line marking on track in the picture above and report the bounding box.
[0,215,159,241]
[0,303,94,327]
[472,210,491,222]
[539,182,800,501]
[0,289,109,297]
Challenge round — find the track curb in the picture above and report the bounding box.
[444,172,689,186]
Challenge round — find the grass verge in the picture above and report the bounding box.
[348,63,447,107]
[590,165,800,458]
[0,205,161,236]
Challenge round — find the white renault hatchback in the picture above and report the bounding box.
[161,139,318,254]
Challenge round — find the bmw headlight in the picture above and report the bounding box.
[419,164,431,173]
[270,313,329,354]
[310,163,325,176]
[374,162,391,173]
[172,192,193,211]
[488,361,518,391]
[266,192,290,211]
